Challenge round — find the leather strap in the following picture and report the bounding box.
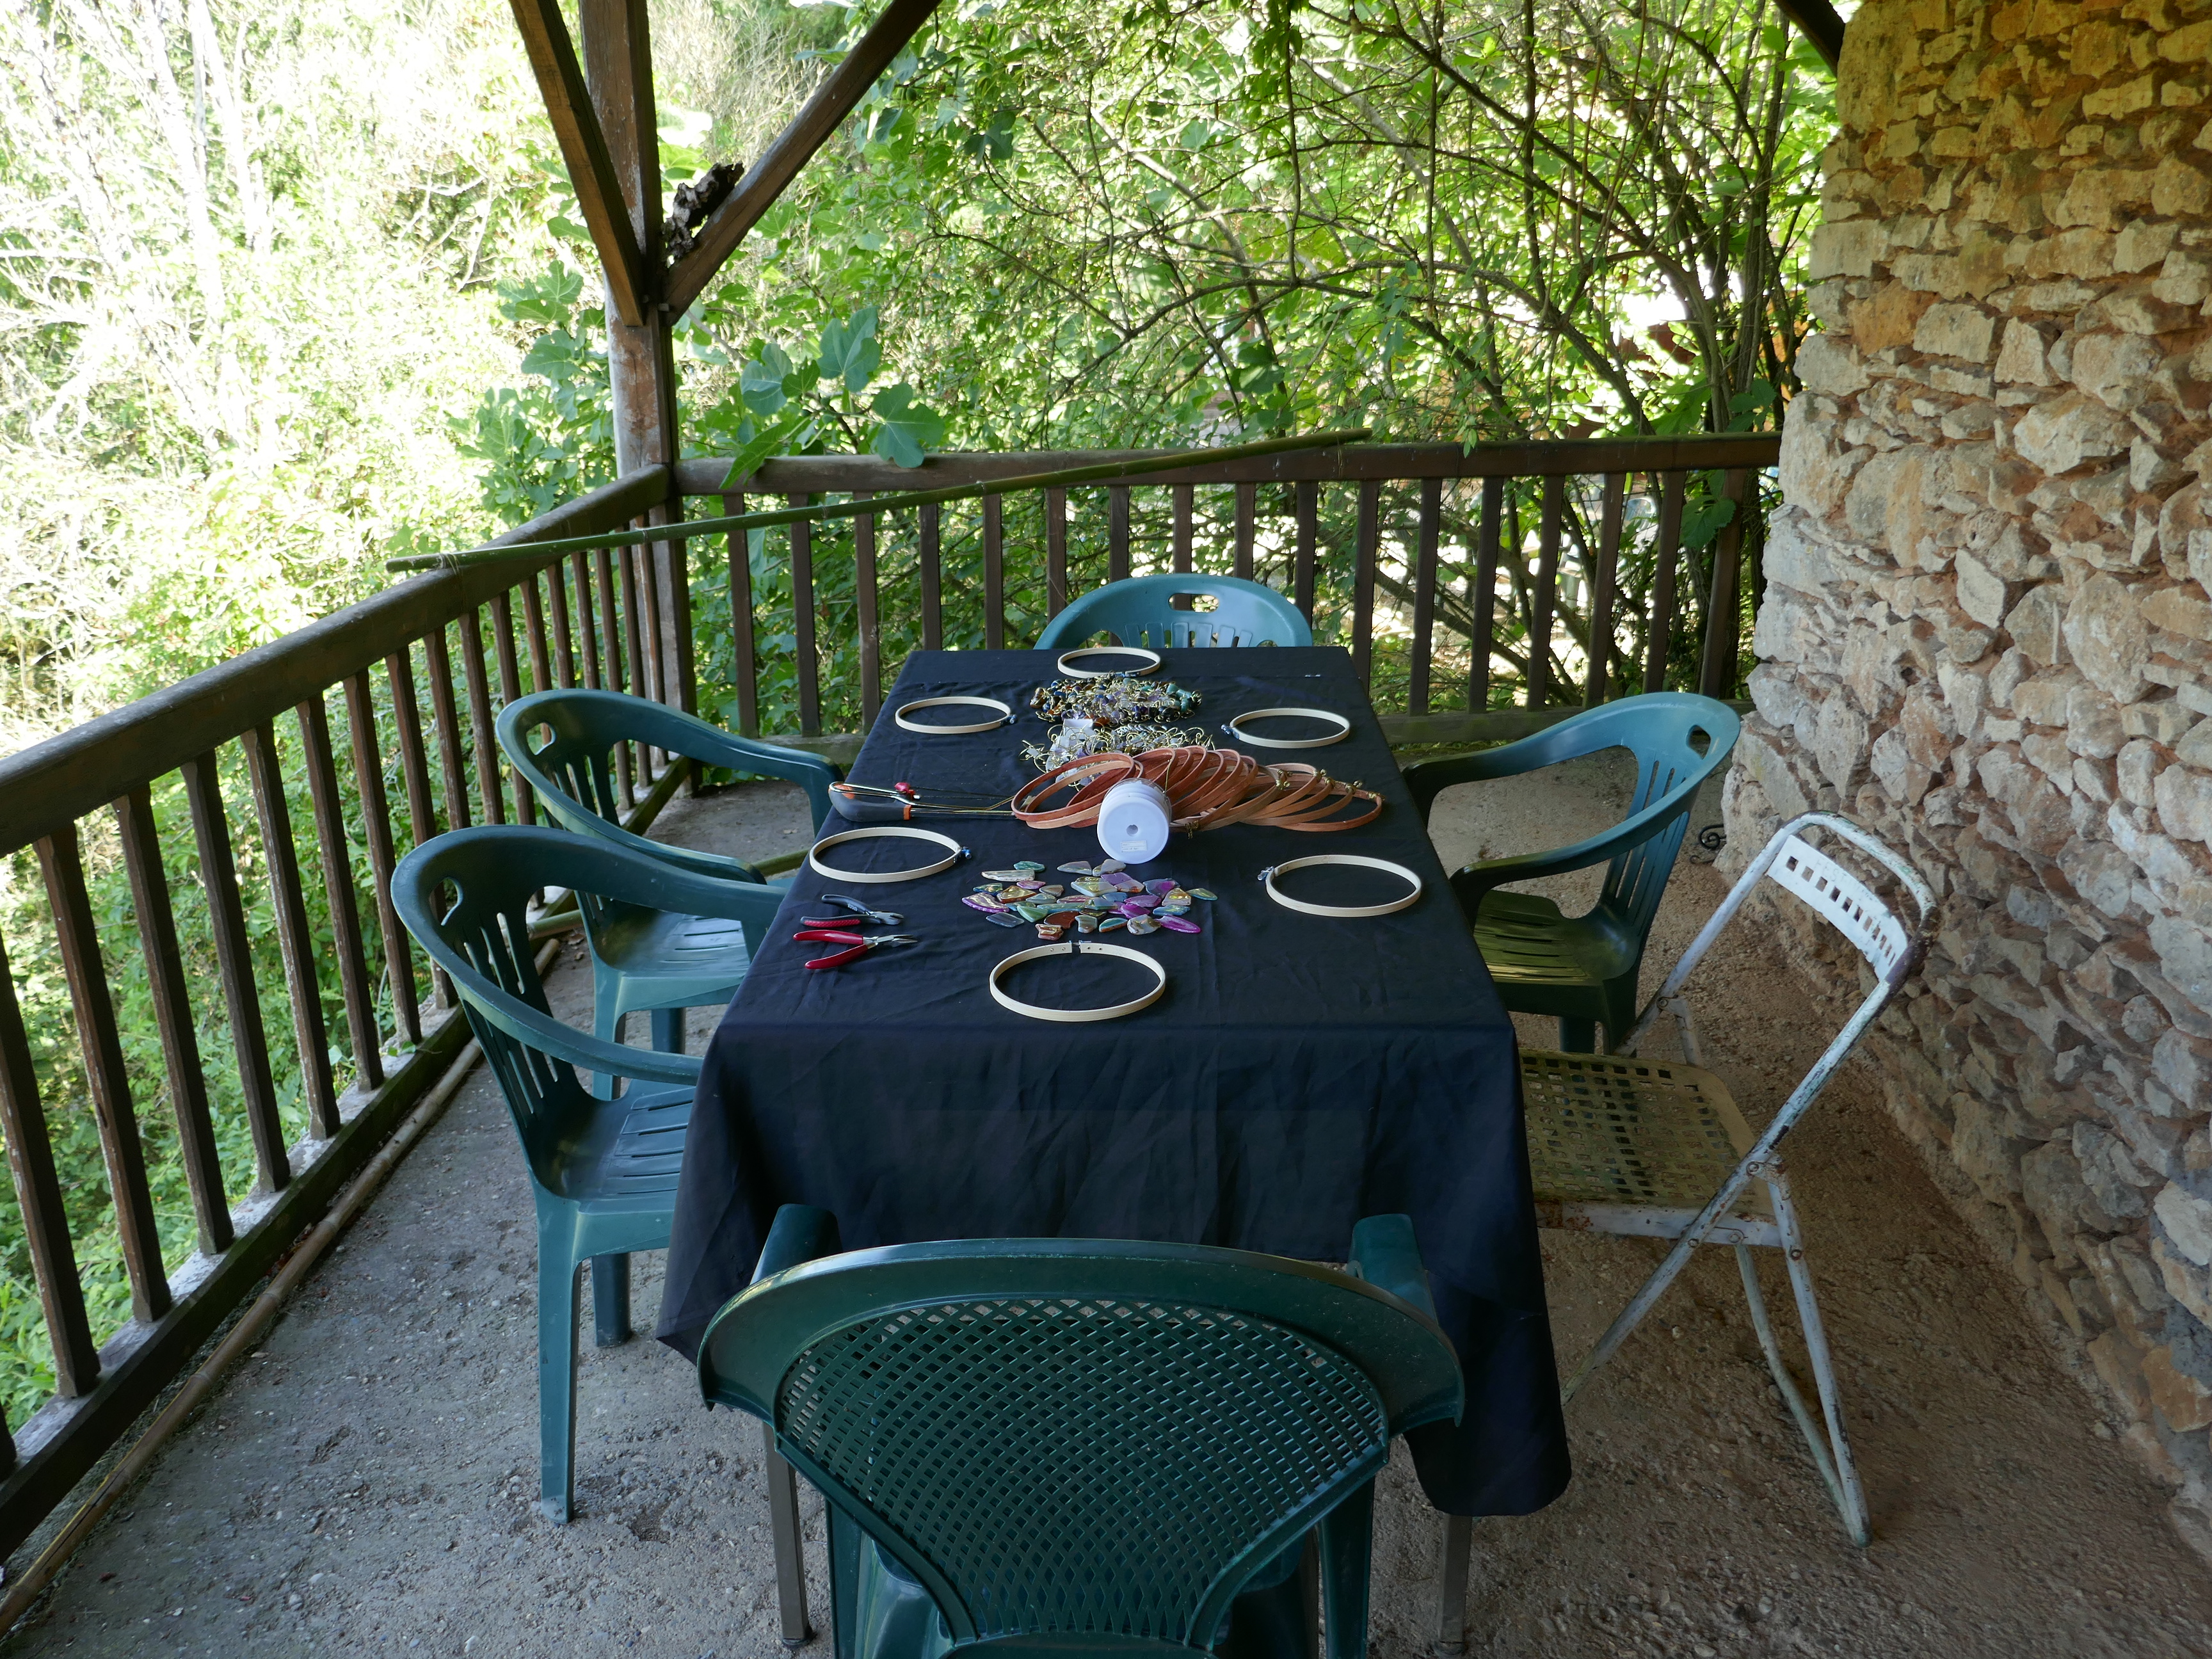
[1011,754,1138,828]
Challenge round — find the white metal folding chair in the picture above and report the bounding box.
[1529,812,1931,1544]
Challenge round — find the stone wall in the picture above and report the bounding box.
[1726,0,2212,1544]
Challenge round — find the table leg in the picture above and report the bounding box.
[1433,1512,1473,1655]
[590,1254,632,1346]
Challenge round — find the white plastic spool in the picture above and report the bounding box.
[1096,777,1174,867]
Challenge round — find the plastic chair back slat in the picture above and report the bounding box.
[1036,575,1312,652]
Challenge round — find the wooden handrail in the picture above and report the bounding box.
[675,433,1779,497]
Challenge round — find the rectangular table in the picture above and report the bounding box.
[657,647,1570,1517]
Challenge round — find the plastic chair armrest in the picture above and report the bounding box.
[1447,787,1697,903]
[1400,745,1541,823]
[1348,1214,1436,1320]
[457,981,705,1085]
[751,1205,843,1284]
[680,729,842,829]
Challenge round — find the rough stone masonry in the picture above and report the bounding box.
[1724,0,2212,1551]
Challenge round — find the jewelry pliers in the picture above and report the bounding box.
[794,929,922,970]
[803,893,905,929]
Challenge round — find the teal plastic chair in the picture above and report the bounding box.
[700,1207,1462,1659]
[391,823,785,1523]
[497,689,840,1084]
[1402,693,1740,1052]
[1038,573,1313,650]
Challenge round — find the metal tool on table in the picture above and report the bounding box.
[830,781,1015,823]
[802,894,906,928]
[794,929,922,970]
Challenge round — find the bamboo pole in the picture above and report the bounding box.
[386,428,1373,574]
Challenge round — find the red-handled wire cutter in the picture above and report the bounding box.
[794,929,921,970]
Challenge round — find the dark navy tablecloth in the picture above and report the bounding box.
[657,646,1570,1517]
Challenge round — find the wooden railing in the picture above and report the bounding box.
[0,468,693,1557]
[679,433,1779,755]
[0,431,1775,1559]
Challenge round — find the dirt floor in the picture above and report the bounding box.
[8,757,2212,1657]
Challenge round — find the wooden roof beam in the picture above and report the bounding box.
[1775,0,1845,70]
[663,0,943,319]
[508,0,652,326]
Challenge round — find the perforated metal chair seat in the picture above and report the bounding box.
[1521,1050,1779,1247]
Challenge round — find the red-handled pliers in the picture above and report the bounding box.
[793,929,921,970]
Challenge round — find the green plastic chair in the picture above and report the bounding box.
[497,689,840,1084]
[391,822,785,1523]
[1402,693,1740,1052]
[1038,573,1313,650]
[699,1207,1463,1659]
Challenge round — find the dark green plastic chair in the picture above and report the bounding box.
[1402,693,1740,1052]
[1038,574,1313,650]
[497,689,840,1086]
[699,1207,1462,1659]
[391,823,784,1523]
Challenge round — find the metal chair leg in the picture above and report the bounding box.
[591,1253,632,1346]
[1763,1171,1870,1544]
[1432,1512,1472,1655]
[764,1421,814,1646]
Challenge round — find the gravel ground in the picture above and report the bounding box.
[8,760,2212,1657]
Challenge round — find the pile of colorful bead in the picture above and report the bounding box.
[960,858,1216,940]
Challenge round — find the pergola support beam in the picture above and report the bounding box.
[505,0,651,327]
[663,0,944,318]
[1774,0,1845,70]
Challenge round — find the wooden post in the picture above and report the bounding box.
[580,0,693,718]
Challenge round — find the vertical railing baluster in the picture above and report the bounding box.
[243,722,340,1139]
[919,502,943,650]
[632,537,664,709]
[422,624,473,832]
[595,547,634,805]
[619,545,649,785]
[492,589,534,827]
[1409,477,1442,714]
[346,669,422,1048]
[983,495,1006,650]
[1352,479,1380,687]
[38,821,172,1323]
[1528,476,1564,708]
[546,560,577,689]
[458,606,506,826]
[383,650,449,1008]
[1586,473,1626,707]
[790,501,821,737]
[115,784,232,1256]
[1233,483,1255,582]
[1294,481,1318,621]
[299,693,385,1093]
[855,497,882,726]
[0,933,101,1395]
[655,499,699,717]
[1045,487,1068,621]
[1172,485,1193,573]
[1108,486,1131,583]
[570,550,600,690]
[521,571,554,694]
[723,492,761,735]
[1699,467,1752,700]
[1470,477,1503,712]
[1647,472,1686,695]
